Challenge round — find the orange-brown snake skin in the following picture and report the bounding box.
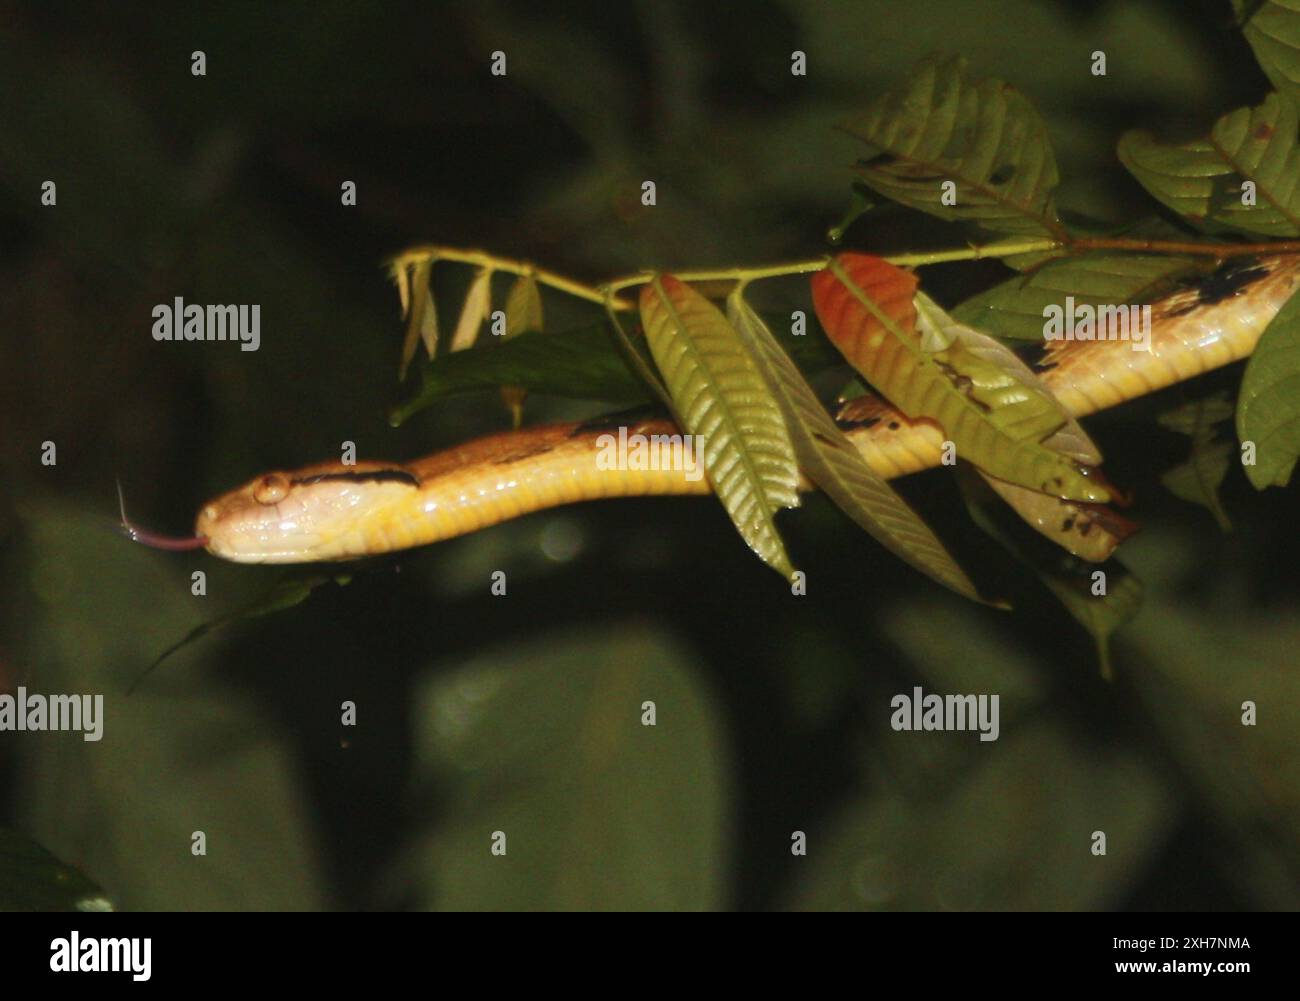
[195,257,1300,563]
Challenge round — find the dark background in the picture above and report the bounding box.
[1,0,1297,911]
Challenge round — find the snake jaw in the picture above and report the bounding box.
[196,464,420,563]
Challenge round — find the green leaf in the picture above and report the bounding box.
[952,253,1207,341]
[785,722,1168,910]
[826,183,876,244]
[842,53,1065,239]
[1124,552,1300,907]
[390,314,843,427]
[394,625,729,911]
[14,502,329,910]
[132,573,350,693]
[641,276,801,580]
[1118,92,1300,237]
[1238,282,1300,487]
[727,288,980,600]
[958,470,1142,676]
[812,254,1111,503]
[1038,564,1144,681]
[1159,393,1236,529]
[0,828,112,912]
[391,322,651,425]
[1235,0,1300,106]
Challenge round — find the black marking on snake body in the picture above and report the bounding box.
[1196,263,1270,305]
[292,469,421,487]
[1168,262,1271,315]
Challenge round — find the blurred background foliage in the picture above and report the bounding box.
[0,0,1297,910]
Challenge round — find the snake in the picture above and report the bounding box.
[119,255,1300,564]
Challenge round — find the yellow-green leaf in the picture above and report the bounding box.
[395,256,439,380]
[726,287,980,600]
[980,474,1134,563]
[449,267,493,352]
[640,276,800,580]
[504,273,544,340]
[914,291,1103,464]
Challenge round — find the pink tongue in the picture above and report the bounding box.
[115,480,209,551]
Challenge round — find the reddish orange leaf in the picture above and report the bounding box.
[810,252,919,365]
[811,252,1112,503]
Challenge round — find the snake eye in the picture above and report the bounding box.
[253,473,290,505]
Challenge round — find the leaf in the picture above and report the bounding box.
[912,290,1137,559]
[1235,0,1300,106]
[131,573,350,692]
[811,253,1111,503]
[958,471,1143,677]
[393,625,729,910]
[826,183,876,244]
[951,253,1207,341]
[0,828,112,911]
[980,474,1136,563]
[1161,442,1234,530]
[449,267,493,352]
[842,53,1065,239]
[1237,282,1300,487]
[503,273,544,340]
[1118,92,1300,237]
[640,276,801,580]
[785,723,1169,910]
[1160,393,1236,529]
[390,313,844,426]
[837,391,1132,562]
[391,323,651,425]
[726,288,980,600]
[395,256,438,380]
[14,502,329,910]
[500,274,545,425]
[1038,563,1144,681]
[1124,557,1300,906]
[913,291,1102,464]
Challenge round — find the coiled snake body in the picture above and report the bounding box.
[192,257,1299,563]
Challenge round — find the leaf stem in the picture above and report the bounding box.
[390,245,637,310]
[396,234,1300,317]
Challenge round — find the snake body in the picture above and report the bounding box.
[195,257,1300,563]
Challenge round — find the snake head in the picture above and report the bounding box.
[196,463,421,563]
